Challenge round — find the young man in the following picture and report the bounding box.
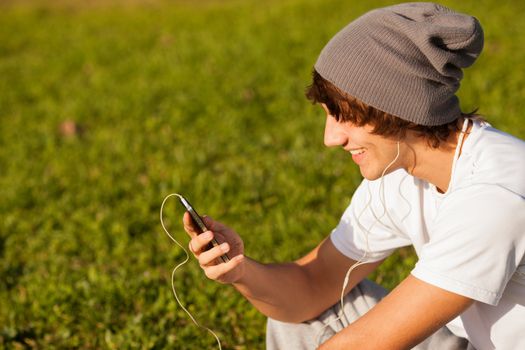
[183,3,525,349]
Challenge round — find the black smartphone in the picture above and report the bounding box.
[177,195,230,263]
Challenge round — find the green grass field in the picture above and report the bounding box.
[1,0,524,348]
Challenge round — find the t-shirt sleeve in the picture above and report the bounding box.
[330,179,413,262]
[412,185,525,305]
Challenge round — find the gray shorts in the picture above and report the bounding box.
[266,279,472,350]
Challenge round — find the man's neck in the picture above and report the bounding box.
[403,125,470,193]
[411,144,457,193]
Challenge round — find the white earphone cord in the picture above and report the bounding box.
[160,193,223,350]
[316,141,402,345]
[162,121,470,348]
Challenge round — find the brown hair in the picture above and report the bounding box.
[305,70,478,148]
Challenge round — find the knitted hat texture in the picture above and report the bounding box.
[314,2,484,126]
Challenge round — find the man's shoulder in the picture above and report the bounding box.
[459,123,525,196]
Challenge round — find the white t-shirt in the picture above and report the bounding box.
[330,121,525,350]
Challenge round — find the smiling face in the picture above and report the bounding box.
[322,104,405,180]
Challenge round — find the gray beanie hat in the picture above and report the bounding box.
[314,2,484,126]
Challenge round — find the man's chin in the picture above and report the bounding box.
[359,167,396,181]
[359,169,380,181]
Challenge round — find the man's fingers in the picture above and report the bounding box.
[198,241,230,266]
[203,254,245,280]
[183,211,202,236]
[188,230,214,255]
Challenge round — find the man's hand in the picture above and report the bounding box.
[183,212,245,284]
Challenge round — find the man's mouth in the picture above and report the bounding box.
[349,148,366,155]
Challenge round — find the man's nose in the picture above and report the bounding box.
[324,116,346,147]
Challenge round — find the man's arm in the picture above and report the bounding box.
[319,274,474,349]
[233,238,383,322]
[185,213,383,323]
